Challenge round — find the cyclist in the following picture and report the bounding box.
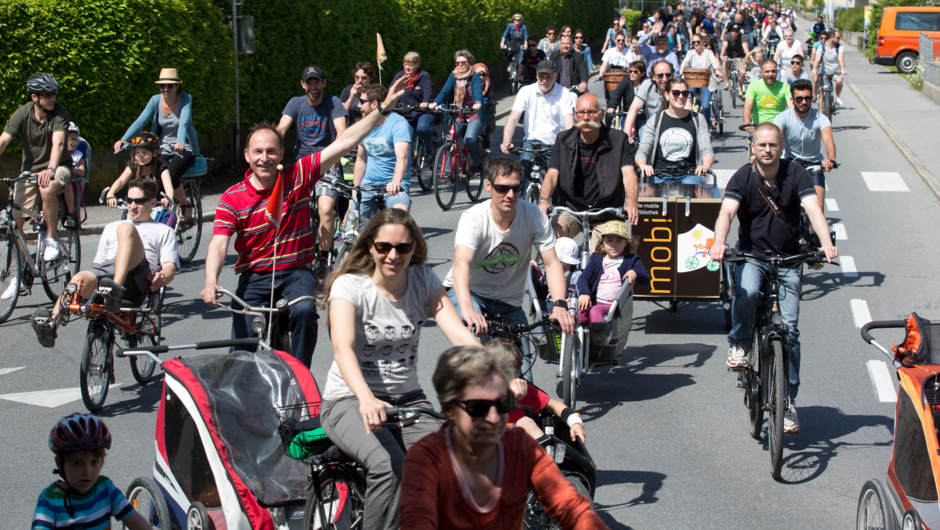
[444,157,576,382]
[275,65,348,277]
[352,84,412,220]
[598,34,637,107]
[741,8,758,48]
[780,54,812,85]
[762,17,784,55]
[774,30,804,79]
[811,15,828,44]
[105,132,184,213]
[601,17,627,53]
[719,12,744,40]
[0,73,72,265]
[549,36,589,94]
[318,209,476,530]
[391,52,435,166]
[606,60,647,128]
[400,345,607,528]
[518,37,547,85]
[430,50,486,177]
[743,58,792,134]
[720,24,750,98]
[637,25,681,76]
[537,26,559,55]
[500,60,576,185]
[501,13,529,78]
[573,30,595,77]
[31,178,179,348]
[680,35,722,128]
[201,78,407,367]
[773,79,836,210]
[340,62,376,127]
[33,414,151,530]
[624,60,677,142]
[708,123,837,435]
[811,29,846,108]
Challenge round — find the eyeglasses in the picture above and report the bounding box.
[785,34,794,38]
[548,32,555,35]
[358,99,371,105]
[575,36,584,39]
[793,96,813,103]
[455,60,469,65]
[513,18,521,21]
[671,89,691,98]
[37,91,56,98]
[629,69,641,74]
[491,183,523,195]
[478,73,488,78]
[692,40,702,45]
[751,142,779,151]
[354,75,369,80]
[616,39,626,43]
[126,197,154,205]
[575,109,601,117]
[372,241,415,254]
[453,394,517,418]
[791,61,803,65]
[819,36,828,40]
[655,73,674,79]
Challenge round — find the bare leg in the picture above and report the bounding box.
[51,271,99,327]
[722,61,730,88]
[318,195,336,252]
[834,75,843,98]
[63,185,75,223]
[39,183,61,245]
[515,416,545,440]
[112,223,147,285]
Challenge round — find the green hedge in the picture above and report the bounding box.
[622,10,643,36]
[836,7,864,32]
[0,0,235,152]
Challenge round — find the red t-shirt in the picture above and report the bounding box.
[508,382,552,424]
[213,153,321,274]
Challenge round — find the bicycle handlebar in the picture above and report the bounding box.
[510,145,553,157]
[384,406,447,426]
[722,248,833,266]
[548,205,626,220]
[860,320,906,346]
[0,172,37,185]
[214,288,317,315]
[738,123,754,131]
[465,316,559,337]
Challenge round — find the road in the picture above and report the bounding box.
[2,36,939,529]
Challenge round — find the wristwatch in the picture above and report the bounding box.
[553,299,568,309]
[377,103,392,116]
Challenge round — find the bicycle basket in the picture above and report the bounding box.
[892,313,940,366]
[274,402,332,464]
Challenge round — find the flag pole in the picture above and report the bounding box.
[377,33,387,85]
[267,164,284,348]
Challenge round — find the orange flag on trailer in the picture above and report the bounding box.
[377,33,388,70]
[265,169,284,234]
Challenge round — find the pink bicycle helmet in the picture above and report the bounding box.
[49,413,112,455]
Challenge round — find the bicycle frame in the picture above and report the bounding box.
[442,111,470,176]
[2,176,63,279]
[60,280,160,338]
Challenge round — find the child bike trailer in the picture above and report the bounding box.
[129,348,321,530]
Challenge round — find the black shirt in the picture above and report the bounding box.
[723,33,746,58]
[340,84,363,125]
[548,131,634,209]
[653,113,697,172]
[723,161,817,256]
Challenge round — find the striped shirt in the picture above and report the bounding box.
[214,153,322,274]
[32,476,134,529]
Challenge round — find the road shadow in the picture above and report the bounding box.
[591,469,667,528]
[163,297,227,326]
[639,302,728,335]
[420,226,453,241]
[800,270,886,301]
[832,125,870,132]
[98,374,164,417]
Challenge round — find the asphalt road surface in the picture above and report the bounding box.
[3,43,939,529]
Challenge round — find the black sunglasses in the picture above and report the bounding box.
[372,241,415,254]
[126,197,154,205]
[791,61,803,65]
[671,89,690,98]
[575,36,584,39]
[491,183,523,194]
[655,73,674,79]
[453,394,517,418]
[38,91,56,98]
[793,96,813,103]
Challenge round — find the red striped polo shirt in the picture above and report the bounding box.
[213,153,321,274]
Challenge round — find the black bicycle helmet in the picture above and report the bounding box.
[49,413,112,455]
[128,131,159,148]
[651,32,669,43]
[26,72,62,94]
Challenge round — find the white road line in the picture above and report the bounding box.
[0,384,121,408]
[0,367,25,377]
[840,256,858,278]
[851,299,872,328]
[825,198,839,211]
[832,223,848,241]
[861,172,910,192]
[867,360,898,402]
[714,169,735,189]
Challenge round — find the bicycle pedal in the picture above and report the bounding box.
[99,287,113,296]
[727,365,745,373]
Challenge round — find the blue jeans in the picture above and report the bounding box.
[729,259,802,400]
[519,139,548,190]
[455,118,484,169]
[637,119,648,141]
[351,186,412,225]
[233,267,318,367]
[690,86,712,125]
[408,113,436,155]
[447,289,534,383]
[650,174,704,185]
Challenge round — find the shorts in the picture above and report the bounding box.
[729,58,746,71]
[315,171,342,200]
[553,211,603,250]
[351,186,411,222]
[811,172,826,188]
[14,166,72,219]
[89,257,152,304]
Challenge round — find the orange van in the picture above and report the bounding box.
[873,6,940,73]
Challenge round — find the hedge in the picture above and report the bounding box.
[836,7,864,32]
[0,0,235,152]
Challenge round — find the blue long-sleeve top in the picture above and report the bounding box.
[121,93,200,156]
[433,72,486,122]
[579,44,594,70]
[502,23,529,44]
[637,33,681,76]
[576,253,651,303]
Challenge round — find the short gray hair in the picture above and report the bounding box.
[454,50,475,64]
[433,346,513,408]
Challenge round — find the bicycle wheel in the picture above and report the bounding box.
[720,262,734,331]
[0,233,23,324]
[334,241,350,270]
[40,230,77,302]
[561,330,579,408]
[80,322,112,412]
[768,337,786,480]
[413,141,432,191]
[747,333,763,440]
[125,477,171,529]
[856,480,896,530]
[130,297,161,385]
[731,76,738,109]
[303,467,367,530]
[176,181,203,264]
[524,476,591,529]
[433,145,458,210]
[466,152,484,202]
[714,91,724,135]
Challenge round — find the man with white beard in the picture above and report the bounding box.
[538,93,639,245]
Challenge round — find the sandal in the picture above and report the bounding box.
[63,213,80,229]
[32,308,57,348]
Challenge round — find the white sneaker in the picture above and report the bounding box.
[784,401,800,435]
[835,97,844,108]
[727,343,747,370]
[1,279,21,300]
[42,239,61,262]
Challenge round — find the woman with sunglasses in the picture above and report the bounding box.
[680,35,721,127]
[601,17,626,53]
[606,60,647,128]
[320,208,476,530]
[573,30,595,76]
[400,345,607,529]
[774,31,804,78]
[430,50,486,175]
[635,77,714,185]
[340,62,376,126]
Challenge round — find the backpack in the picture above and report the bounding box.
[892,313,940,366]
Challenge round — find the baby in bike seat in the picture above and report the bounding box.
[576,220,650,323]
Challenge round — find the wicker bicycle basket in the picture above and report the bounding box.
[683,68,712,88]
[603,71,630,91]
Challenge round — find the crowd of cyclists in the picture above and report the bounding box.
[1,0,856,526]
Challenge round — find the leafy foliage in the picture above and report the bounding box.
[836,7,865,32]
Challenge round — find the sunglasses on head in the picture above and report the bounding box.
[453,394,517,418]
[491,183,523,194]
[126,197,154,205]
[372,241,415,254]
[671,89,690,98]
[793,96,813,103]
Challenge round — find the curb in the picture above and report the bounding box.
[847,83,940,201]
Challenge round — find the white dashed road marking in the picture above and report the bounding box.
[851,299,873,329]
[867,360,898,402]
[840,256,858,278]
[0,384,121,408]
[861,172,910,192]
[0,367,25,377]
[825,198,839,211]
[832,223,848,241]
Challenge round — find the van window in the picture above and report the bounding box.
[896,12,940,32]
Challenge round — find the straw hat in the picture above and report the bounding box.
[155,68,182,84]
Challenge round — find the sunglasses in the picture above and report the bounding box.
[548,32,555,35]
[37,91,56,98]
[655,73,674,79]
[793,96,813,103]
[575,36,584,39]
[358,99,372,105]
[491,183,523,194]
[126,197,154,205]
[791,61,803,65]
[671,89,690,98]
[629,69,641,74]
[354,75,370,80]
[372,241,415,254]
[453,394,516,418]
[455,60,469,65]
[692,40,702,44]
[478,73,488,78]
[616,40,626,43]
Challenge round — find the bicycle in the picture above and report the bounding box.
[213,288,317,354]
[473,313,562,384]
[395,105,435,192]
[817,65,837,121]
[0,173,81,323]
[430,105,486,210]
[309,152,357,280]
[722,247,834,480]
[276,403,444,529]
[723,58,742,108]
[322,180,389,269]
[175,154,213,264]
[790,160,839,299]
[505,47,522,94]
[510,144,553,204]
[687,87,724,135]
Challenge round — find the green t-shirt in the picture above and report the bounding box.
[745,80,791,125]
[3,101,71,173]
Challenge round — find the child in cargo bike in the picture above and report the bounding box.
[576,220,650,323]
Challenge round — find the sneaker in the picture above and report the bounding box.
[727,343,747,370]
[98,278,125,313]
[313,261,332,281]
[835,97,844,108]
[784,401,800,435]
[31,308,57,348]
[42,239,61,262]
[1,278,24,300]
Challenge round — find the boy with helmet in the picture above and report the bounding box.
[32,413,150,529]
[63,122,88,228]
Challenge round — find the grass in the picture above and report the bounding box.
[884,64,925,91]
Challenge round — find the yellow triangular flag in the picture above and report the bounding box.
[377,33,388,70]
